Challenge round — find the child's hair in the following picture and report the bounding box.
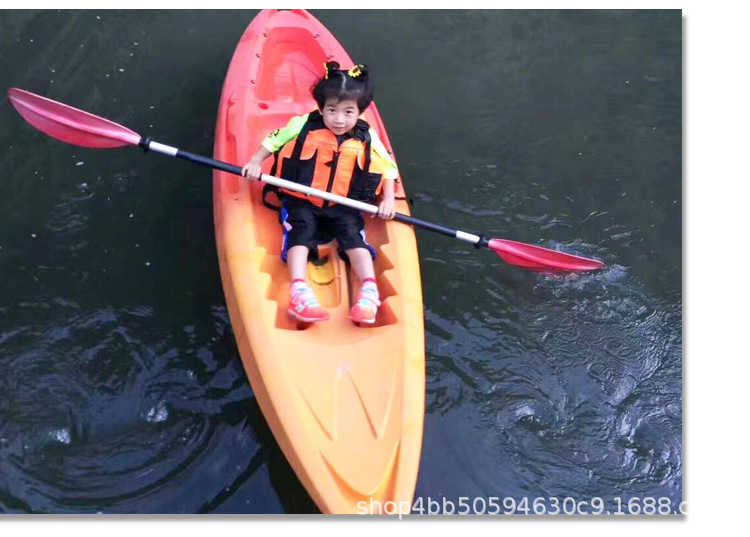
[311,61,373,112]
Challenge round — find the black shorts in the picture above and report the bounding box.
[280,197,375,261]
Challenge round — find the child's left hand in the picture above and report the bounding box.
[376,198,396,220]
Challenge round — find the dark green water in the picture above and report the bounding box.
[0,10,681,514]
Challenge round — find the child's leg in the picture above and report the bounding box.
[287,245,310,281]
[346,247,376,282]
[283,204,329,323]
[346,247,380,325]
[286,245,329,322]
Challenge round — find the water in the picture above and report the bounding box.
[0,10,681,514]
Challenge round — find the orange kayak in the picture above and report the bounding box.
[212,9,425,514]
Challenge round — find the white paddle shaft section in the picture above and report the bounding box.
[455,230,482,244]
[259,173,379,215]
[147,141,179,157]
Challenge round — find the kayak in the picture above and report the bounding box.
[212,9,425,514]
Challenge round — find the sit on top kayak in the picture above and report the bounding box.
[212,9,425,514]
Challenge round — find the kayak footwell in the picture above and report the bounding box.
[260,242,399,330]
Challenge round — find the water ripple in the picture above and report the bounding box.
[0,301,255,513]
[423,256,681,506]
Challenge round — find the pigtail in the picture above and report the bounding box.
[349,64,372,109]
[323,61,341,79]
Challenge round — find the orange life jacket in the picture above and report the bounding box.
[270,111,385,208]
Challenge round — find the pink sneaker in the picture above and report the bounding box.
[349,286,381,325]
[288,288,330,323]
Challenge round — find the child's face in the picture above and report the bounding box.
[321,98,360,136]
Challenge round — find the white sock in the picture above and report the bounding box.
[360,279,379,300]
[290,280,308,297]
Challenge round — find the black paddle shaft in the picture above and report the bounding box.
[394,213,489,248]
[178,147,244,175]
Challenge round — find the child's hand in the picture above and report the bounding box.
[376,198,396,220]
[241,161,263,181]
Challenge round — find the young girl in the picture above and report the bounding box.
[241,62,397,325]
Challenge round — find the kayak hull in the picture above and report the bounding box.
[212,9,425,514]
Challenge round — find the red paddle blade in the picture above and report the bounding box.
[488,238,603,271]
[7,88,141,149]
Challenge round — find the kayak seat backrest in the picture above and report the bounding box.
[255,27,327,103]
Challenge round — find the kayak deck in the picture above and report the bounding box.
[212,9,424,513]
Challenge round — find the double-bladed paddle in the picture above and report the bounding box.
[7,87,603,271]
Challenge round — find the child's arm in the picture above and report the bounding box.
[377,176,396,220]
[241,113,309,180]
[369,130,397,220]
[241,146,272,181]
[369,130,399,181]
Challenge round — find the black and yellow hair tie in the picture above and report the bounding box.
[347,65,363,78]
[323,62,330,79]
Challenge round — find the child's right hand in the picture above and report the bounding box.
[241,161,263,181]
